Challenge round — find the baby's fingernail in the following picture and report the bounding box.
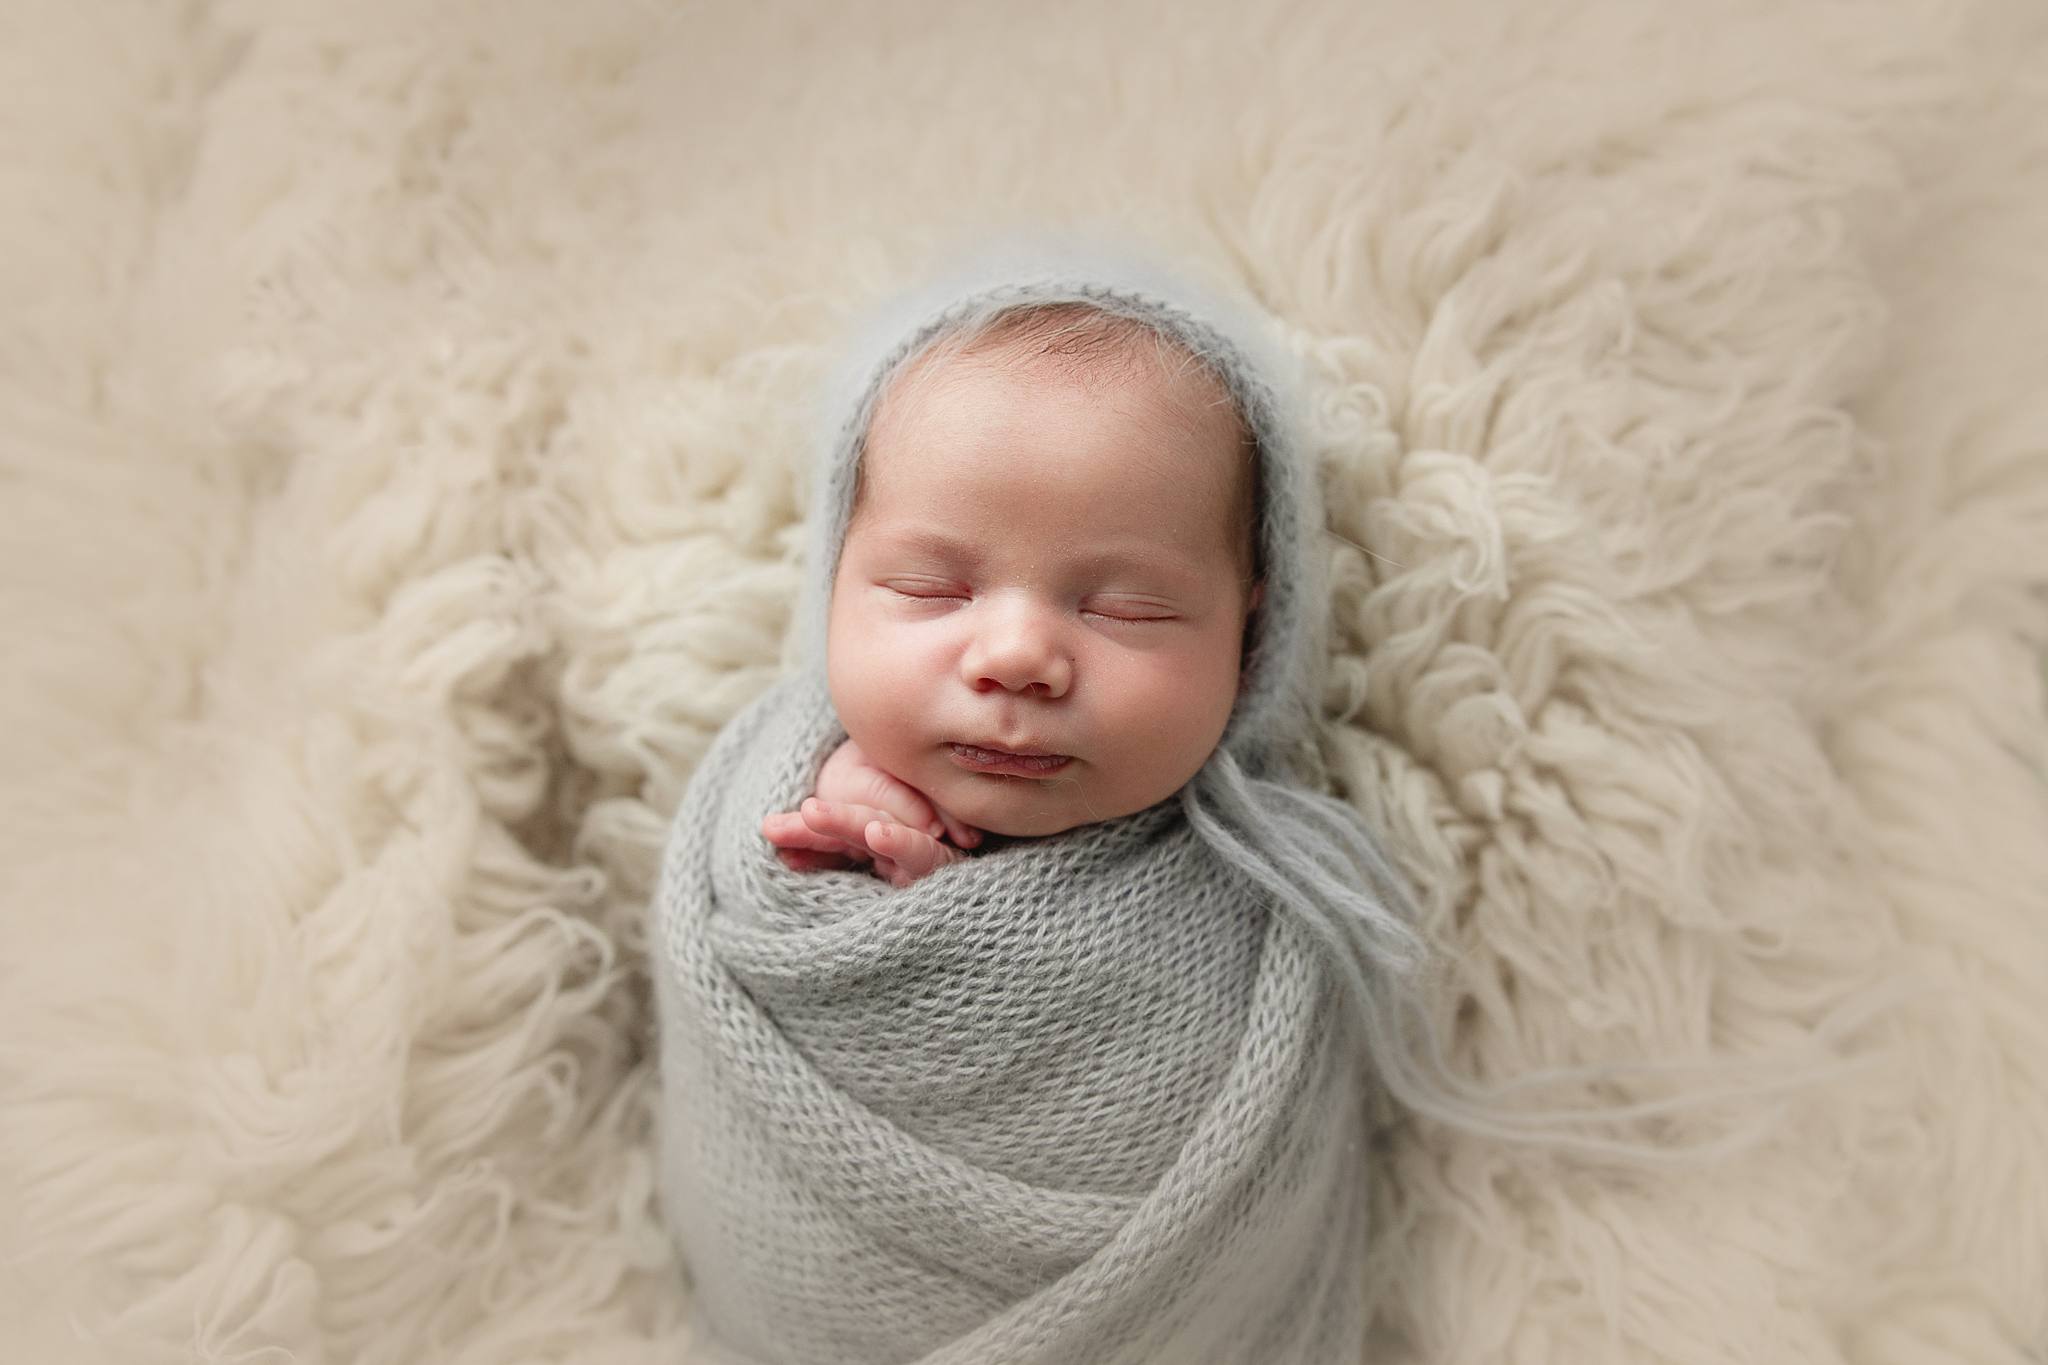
[927,822,944,838]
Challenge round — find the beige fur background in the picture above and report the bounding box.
[3,0,2045,1361]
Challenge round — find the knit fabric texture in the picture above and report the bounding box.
[651,243,1424,1363]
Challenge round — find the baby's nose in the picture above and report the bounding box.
[963,612,1071,697]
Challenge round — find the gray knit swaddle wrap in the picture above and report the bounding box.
[654,242,1410,1363]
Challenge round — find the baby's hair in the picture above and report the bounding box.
[851,301,1264,593]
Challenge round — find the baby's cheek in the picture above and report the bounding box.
[827,634,924,759]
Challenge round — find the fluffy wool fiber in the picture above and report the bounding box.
[4,0,2047,1362]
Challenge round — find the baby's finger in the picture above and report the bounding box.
[865,820,966,883]
[840,766,945,839]
[933,808,983,849]
[799,798,896,852]
[762,811,864,857]
[863,845,921,890]
[776,847,856,873]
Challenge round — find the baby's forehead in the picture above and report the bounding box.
[871,324,1247,454]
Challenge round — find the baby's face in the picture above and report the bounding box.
[826,347,1261,838]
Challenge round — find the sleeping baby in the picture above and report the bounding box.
[655,243,1528,1365]
[651,241,1873,1365]
[758,297,1265,888]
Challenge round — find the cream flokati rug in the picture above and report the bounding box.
[3,0,2047,1361]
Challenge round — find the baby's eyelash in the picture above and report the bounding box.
[884,584,1176,623]
[1084,608,1175,624]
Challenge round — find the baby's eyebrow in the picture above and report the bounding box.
[872,526,1203,585]
[871,527,982,562]
[1068,546,1205,585]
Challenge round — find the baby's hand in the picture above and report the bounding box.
[760,740,981,887]
[771,798,971,889]
[813,740,983,848]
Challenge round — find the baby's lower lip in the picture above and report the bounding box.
[948,743,1072,777]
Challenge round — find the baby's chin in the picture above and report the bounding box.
[935,768,1119,839]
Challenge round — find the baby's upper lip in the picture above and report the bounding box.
[955,739,1068,758]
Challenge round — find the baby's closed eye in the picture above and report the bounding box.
[1081,596,1179,623]
[882,577,969,602]
[879,579,1182,624]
